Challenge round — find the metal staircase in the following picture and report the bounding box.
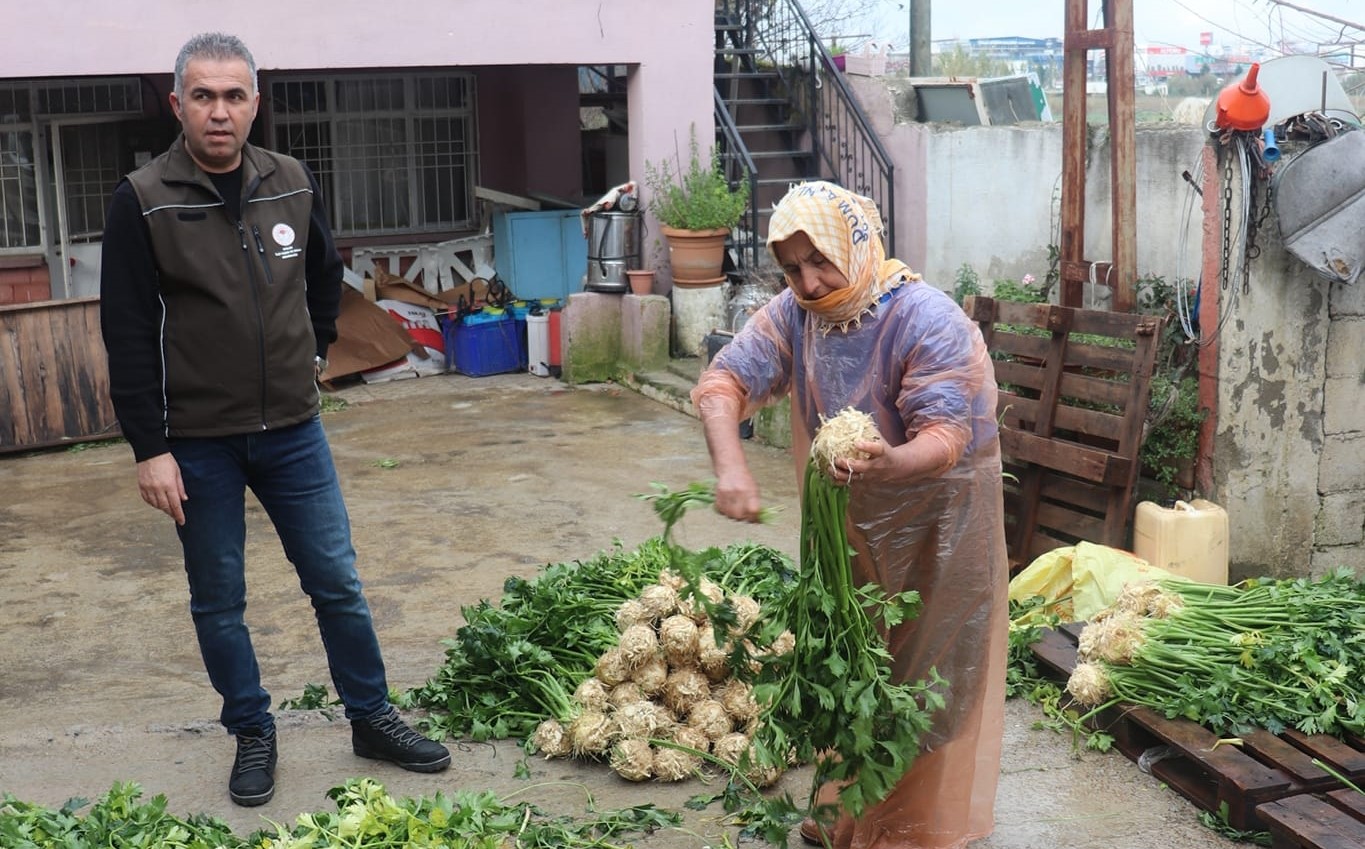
[713,0,895,276]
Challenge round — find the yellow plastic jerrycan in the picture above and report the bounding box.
[1132,499,1229,585]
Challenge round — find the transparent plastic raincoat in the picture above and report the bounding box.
[692,183,1008,849]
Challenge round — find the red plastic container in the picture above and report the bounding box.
[547,308,562,368]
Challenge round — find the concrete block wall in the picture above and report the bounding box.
[1314,279,1365,575]
[846,74,1206,293]
[620,294,670,372]
[1211,236,1330,580]
[561,291,671,384]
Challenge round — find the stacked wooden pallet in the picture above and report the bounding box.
[962,296,1162,572]
[1029,624,1365,844]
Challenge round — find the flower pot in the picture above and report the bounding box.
[626,269,655,295]
[661,225,728,287]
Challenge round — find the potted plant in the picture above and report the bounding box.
[829,40,848,71]
[645,127,749,287]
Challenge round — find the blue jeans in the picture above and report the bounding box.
[170,415,389,734]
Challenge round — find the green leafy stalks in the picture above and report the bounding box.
[754,463,943,821]
[0,782,240,849]
[639,480,779,536]
[1075,569,1365,738]
[401,539,672,740]
[644,475,943,829]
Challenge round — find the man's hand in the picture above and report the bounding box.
[136,453,188,526]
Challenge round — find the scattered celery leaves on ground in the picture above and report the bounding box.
[0,779,678,849]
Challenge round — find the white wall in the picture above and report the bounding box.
[883,121,1206,297]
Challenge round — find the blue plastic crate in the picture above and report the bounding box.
[445,316,522,377]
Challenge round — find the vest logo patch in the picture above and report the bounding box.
[271,222,302,260]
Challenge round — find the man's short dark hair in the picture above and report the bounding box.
[174,32,258,98]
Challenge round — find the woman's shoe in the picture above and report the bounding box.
[799,817,831,847]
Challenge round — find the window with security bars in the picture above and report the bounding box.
[0,86,38,249]
[0,79,142,252]
[0,128,40,250]
[37,79,141,116]
[269,74,477,237]
[59,123,123,242]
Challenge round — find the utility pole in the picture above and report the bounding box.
[910,0,931,76]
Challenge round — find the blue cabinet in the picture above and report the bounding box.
[492,209,588,302]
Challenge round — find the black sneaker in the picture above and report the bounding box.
[352,706,451,772]
[228,727,277,806]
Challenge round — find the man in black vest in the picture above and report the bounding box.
[99,31,450,808]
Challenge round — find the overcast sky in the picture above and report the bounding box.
[857,0,1365,52]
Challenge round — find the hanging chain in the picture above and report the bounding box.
[1241,135,1277,294]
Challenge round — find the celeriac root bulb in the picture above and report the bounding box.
[811,406,881,477]
[610,738,655,781]
[531,718,572,758]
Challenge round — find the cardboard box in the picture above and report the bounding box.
[319,287,418,383]
[366,265,450,312]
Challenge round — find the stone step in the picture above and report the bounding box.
[620,366,698,418]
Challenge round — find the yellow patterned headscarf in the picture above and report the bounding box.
[766,181,918,329]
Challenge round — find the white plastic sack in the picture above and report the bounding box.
[361,299,446,383]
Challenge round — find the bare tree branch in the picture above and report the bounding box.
[801,0,885,47]
[1265,0,1365,34]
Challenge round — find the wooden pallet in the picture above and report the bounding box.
[1257,789,1365,849]
[1029,624,1365,831]
[961,296,1162,572]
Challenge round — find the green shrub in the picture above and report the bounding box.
[1135,274,1204,499]
[1141,373,1206,497]
[645,126,749,231]
[951,263,981,305]
[992,276,1047,304]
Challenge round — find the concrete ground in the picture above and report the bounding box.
[0,373,1235,848]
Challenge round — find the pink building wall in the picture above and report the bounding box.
[4,0,716,274]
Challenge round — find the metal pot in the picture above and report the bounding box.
[585,210,641,293]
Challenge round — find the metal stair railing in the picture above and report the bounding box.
[713,0,895,256]
[714,88,762,272]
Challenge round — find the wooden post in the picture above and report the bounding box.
[1060,0,1090,308]
[1060,0,1137,312]
[909,0,931,77]
[1106,0,1137,312]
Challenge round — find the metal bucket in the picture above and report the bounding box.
[585,211,641,293]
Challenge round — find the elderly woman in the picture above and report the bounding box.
[691,182,1008,849]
